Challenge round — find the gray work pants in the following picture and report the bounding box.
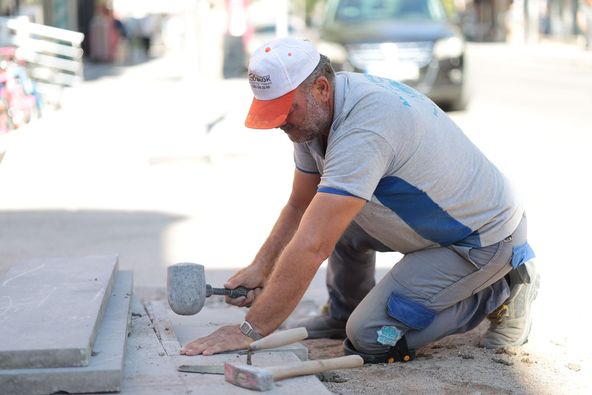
[327,217,528,353]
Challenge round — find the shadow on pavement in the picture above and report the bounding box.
[0,209,185,293]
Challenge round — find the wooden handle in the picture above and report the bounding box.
[268,355,364,381]
[249,327,308,351]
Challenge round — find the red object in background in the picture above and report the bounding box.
[0,47,38,133]
[225,0,252,48]
[89,5,120,62]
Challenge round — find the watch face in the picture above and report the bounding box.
[240,322,250,334]
[240,321,253,336]
[240,321,261,339]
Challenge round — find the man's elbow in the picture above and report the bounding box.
[293,236,334,266]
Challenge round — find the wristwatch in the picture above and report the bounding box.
[240,320,263,340]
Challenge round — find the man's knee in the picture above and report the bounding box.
[346,293,436,354]
[345,314,384,354]
[334,221,391,257]
[346,311,406,354]
[333,229,372,260]
[346,314,416,363]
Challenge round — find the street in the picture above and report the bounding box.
[1,41,591,392]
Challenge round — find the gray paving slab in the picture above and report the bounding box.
[146,300,181,356]
[0,255,119,369]
[122,298,329,394]
[121,297,194,394]
[0,271,133,395]
[166,298,309,361]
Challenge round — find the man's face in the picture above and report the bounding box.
[279,83,332,143]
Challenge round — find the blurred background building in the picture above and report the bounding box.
[0,0,588,132]
[0,0,589,58]
[458,0,585,43]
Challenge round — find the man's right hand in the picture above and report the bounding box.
[224,265,266,307]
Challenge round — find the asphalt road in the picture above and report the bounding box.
[1,42,591,381]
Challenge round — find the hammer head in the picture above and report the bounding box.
[167,262,206,315]
[224,362,273,391]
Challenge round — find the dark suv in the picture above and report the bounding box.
[317,0,468,110]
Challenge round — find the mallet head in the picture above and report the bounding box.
[224,362,273,391]
[167,262,206,315]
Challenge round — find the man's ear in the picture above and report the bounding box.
[314,76,332,103]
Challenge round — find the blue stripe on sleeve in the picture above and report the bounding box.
[374,176,478,246]
[318,186,356,197]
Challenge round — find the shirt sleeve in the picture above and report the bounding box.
[318,129,394,201]
[293,142,320,174]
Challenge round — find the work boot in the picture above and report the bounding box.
[480,261,540,349]
[290,304,347,339]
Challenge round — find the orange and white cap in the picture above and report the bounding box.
[245,37,320,129]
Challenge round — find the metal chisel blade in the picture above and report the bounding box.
[177,364,224,374]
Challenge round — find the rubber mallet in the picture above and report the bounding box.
[167,262,253,315]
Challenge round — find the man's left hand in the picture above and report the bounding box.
[180,325,252,356]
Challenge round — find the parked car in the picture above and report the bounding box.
[317,0,469,111]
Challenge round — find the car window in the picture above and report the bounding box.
[335,0,446,23]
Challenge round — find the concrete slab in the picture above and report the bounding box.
[0,255,119,369]
[122,297,329,394]
[166,298,309,361]
[0,271,133,394]
[146,300,181,356]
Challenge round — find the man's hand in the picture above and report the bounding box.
[180,325,251,356]
[224,265,266,307]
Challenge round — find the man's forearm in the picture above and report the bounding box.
[251,202,306,279]
[245,238,326,334]
[243,192,366,336]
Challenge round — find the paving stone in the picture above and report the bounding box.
[0,255,119,369]
[146,300,181,356]
[166,299,309,360]
[122,297,329,394]
[0,271,133,394]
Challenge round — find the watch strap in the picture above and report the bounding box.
[240,320,263,340]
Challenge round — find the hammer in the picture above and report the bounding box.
[224,355,364,391]
[167,262,253,315]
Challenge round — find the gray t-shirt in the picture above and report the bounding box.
[294,72,523,252]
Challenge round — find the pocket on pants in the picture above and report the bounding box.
[386,293,436,331]
[429,241,512,308]
[468,240,512,295]
[450,242,503,270]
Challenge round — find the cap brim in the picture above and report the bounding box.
[245,90,295,129]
